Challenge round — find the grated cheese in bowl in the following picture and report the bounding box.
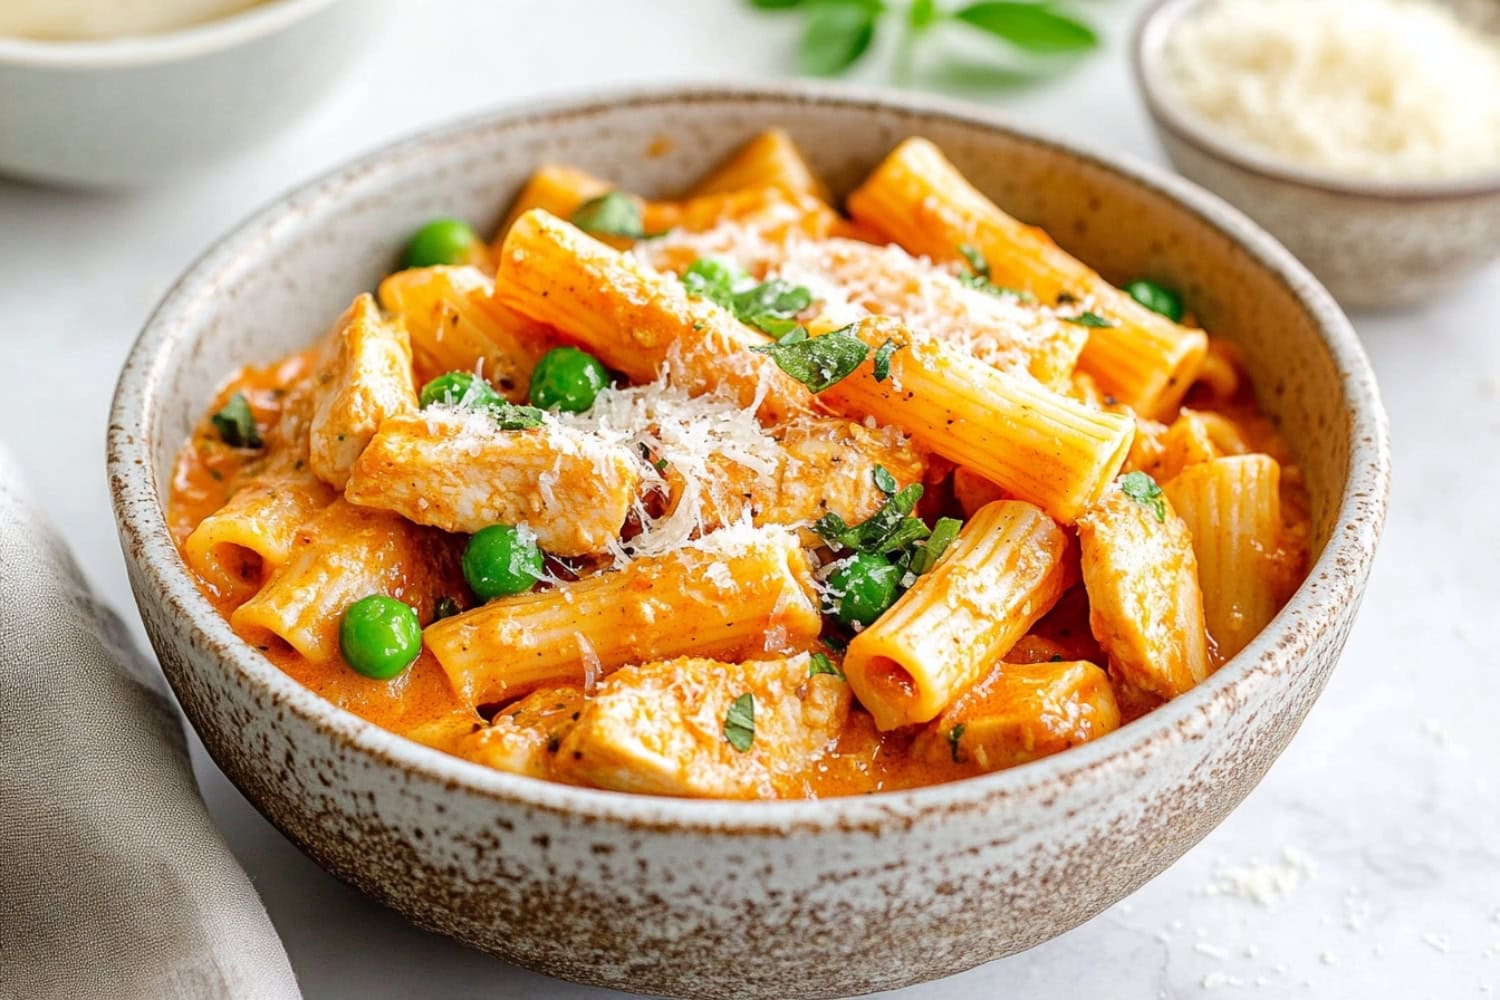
[1157,0,1500,182]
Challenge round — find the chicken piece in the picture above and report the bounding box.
[409,688,586,779]
[345,409,640,558]
[555,653,850,799]
[1076,477,1211,700]
[913,659,1120,771]
[763,416,926,528]
[307,294,418,489]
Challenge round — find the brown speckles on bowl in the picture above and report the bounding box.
[106,84,1388,1000]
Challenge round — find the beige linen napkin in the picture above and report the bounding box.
[0,449,300,1000]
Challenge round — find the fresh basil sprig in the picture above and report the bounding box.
[748,0,1098,78]
[682,258,814,338]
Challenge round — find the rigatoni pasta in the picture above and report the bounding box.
[168,131,1308,800]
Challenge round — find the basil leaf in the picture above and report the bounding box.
[724,692,755,751]
[875,516,931,555]
[799,3,877,75]
[872,339,900,382]
[911,516,962,574]
[734,278,812,322]
[681,257,745,308]
[959,243,990,279]
[952,2,1098,54]
[751,327,869,392]
[1064,310,1117,328]
[909,0,939,30]
[1120,470,1167,523]
[211,392,262,449]
[947,723,966,763]
[872,465,898,496]
[571,191,645,239]
[490,402,549,430]
[808,652,845,680]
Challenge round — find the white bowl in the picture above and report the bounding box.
[109,84,1390,998]
[0,0,375,188]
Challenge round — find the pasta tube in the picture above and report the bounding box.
[1077,476,1212,699]
[554,652,849,798]
[846,138,1207,417]
[182,465,335,601]
[344,409,639,558]
[843,500,1074,730]
[821,317,1134,524]
[1162,455,1285,661]
[775,237,1087,388]
[377,265,550,396]
[913,659,1120,771]
[231,499,453,663]
[307,294,418,490]
[687,128,832,202]
[424,525,822,707]
[494,209,807,418]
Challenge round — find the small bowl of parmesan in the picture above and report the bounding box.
[1133,0,1500,309]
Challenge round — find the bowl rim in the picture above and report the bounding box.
[0,0,340,68]
[1131,0,1500,203]
[107,80,1390,835]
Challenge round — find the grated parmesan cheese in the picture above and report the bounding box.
[1159,0,1500,181]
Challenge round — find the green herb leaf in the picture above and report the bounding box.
[956,242,1032,300]
[875,516,931,555]
[1064,311,1117,328]
[910,516,962,575]
[959,243,990,279]
[681,258,744,308]
[211,392,262,449]
[872,339,900,382]
[724,692,755,751]
[813,482,925,553]
[750,0,805,7]
[952,2,1098,54]
[751,326,869,392]
[1120,470,1167,523]
[433,596,461,622]
[571,191,645,239]
[490,402,549,430]
[908,0,938,30]
[947,723,966,763]
[682,258,814,337]
[808,652,845,679]
[799,2,877,75]
[872,464,898,496]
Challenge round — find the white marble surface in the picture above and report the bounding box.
[1,1,1496,997]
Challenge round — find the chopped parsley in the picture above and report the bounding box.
[681,257,814,337]
[570,191,646,239]
[210,392,262,449]
[808,652,845,680]
[750,325,868,392]
[1064,310,1117,328]
[955,243,1031,300]
[872,464,898,496]
[872,338,900,382]
[947,723,966,763]
[909,516,962,575]
[724,692,755,752]
[1120,470,1167,522]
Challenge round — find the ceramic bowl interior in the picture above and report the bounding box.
[108,85,1390,999]
[1132,0,1500,310]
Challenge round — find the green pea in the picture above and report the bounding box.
[825,551,901,629]
[402,218,479,270]
[419,371,503,410]
[463,524,544,600]
[340,595,422,680]
[528,346,609,413]
[1124,279,1185,323]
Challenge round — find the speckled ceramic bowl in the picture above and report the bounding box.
[108,84,1390,999]
[1132,0,1500,311]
